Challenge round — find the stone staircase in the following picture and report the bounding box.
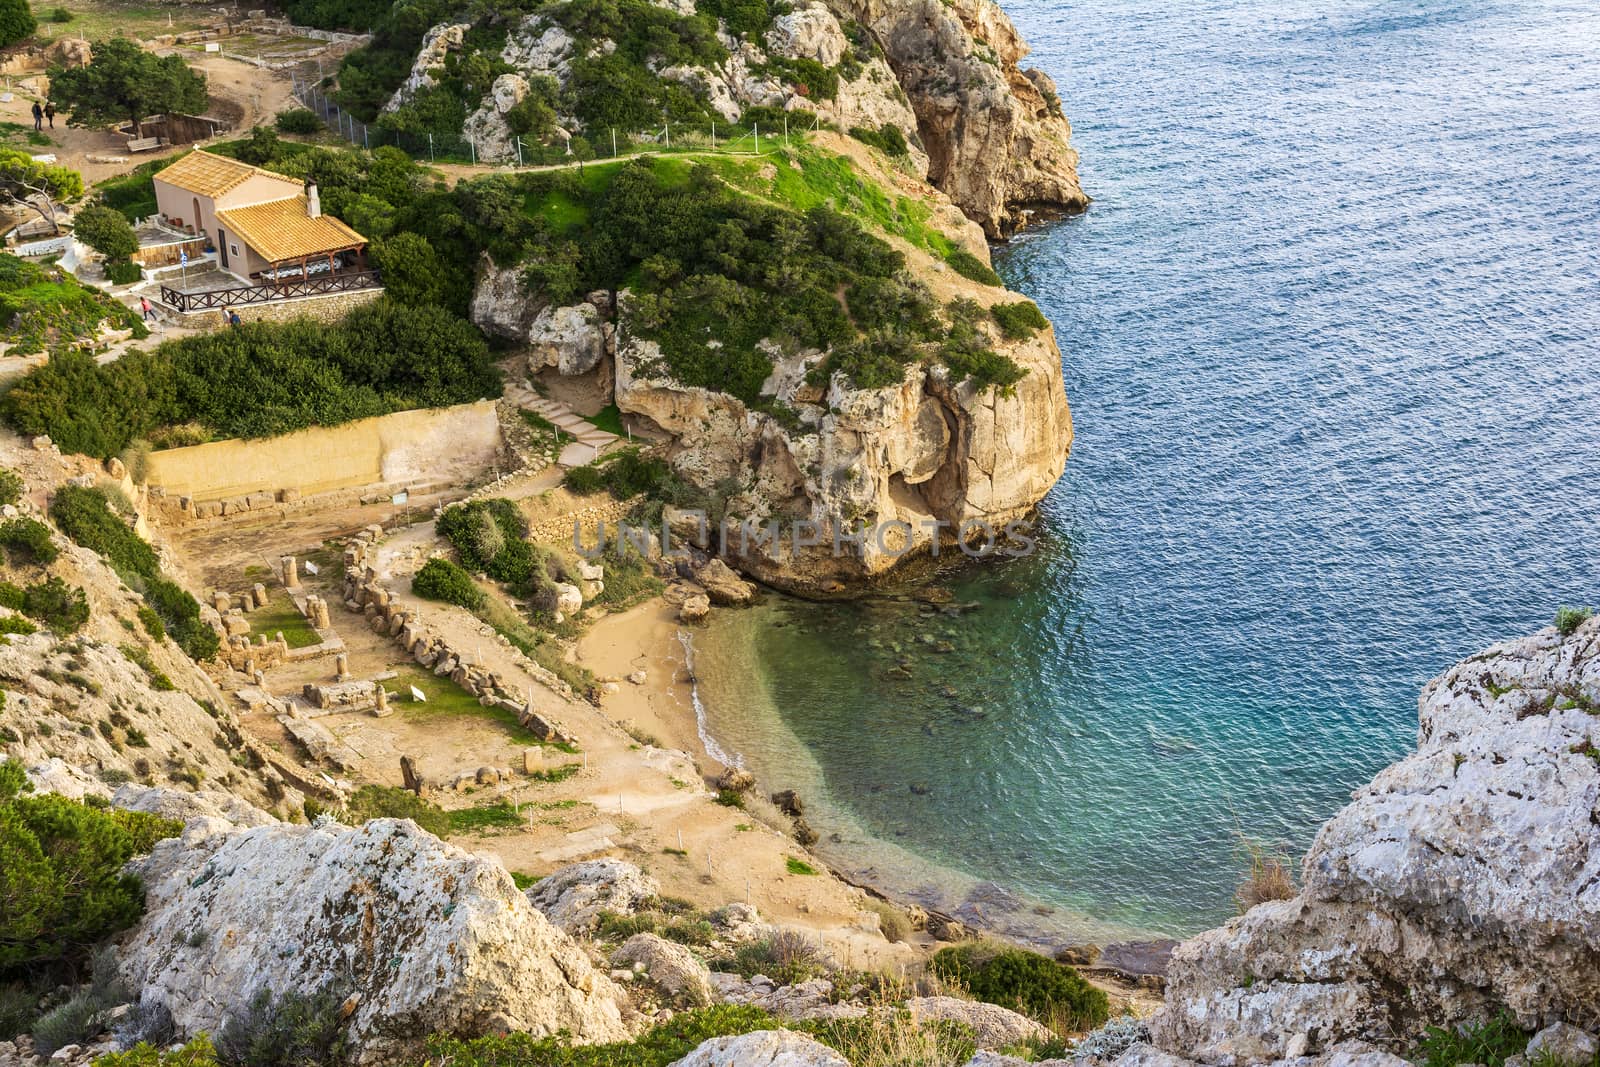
[504,382,621,467]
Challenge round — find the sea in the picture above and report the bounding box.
[693,0,1600,941]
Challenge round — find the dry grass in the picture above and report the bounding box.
[808,981,978,1067]
[1235,840,1297,912]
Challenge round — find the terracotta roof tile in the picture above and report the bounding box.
[153,150,302,198]
[215,196,366,264]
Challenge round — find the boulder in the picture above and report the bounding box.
[110,785,276,829]
[529,304,609,377]
[526,858,660,934]
[695,558,756,606]
[764,2,848,66]
[611,933,714,1007]
[554,582,585,616]
[120,819,628,1062]
[1526,1024,1599,1067]
[1145,620,1600,1063]
[666,1030,848,1067]
[678,594,711,623]
[906,996,1049,1049]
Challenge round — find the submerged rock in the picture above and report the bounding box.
[121,819,629,1062]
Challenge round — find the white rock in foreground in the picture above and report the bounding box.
[121,818,629,1062]
[1139,618,1600,1064]
[527,857,661,934]
[667,1029,848,1067]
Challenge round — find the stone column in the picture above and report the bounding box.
[251,582,268,609]
[335,652,349,681]
[400,755,426,796]
[212,590,231,612]
[374,685,390,717]
[282,555,301,589]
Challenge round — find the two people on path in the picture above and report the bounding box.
[30,101,52,130]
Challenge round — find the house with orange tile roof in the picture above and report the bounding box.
[151,151,375,306]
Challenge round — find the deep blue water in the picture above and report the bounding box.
[697,0,1600,938]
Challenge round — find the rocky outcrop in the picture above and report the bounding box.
[385,23,471,112]
[906,996,1051,1048]
[121,818,630,1063]
[824,0,1086,235]
[667,1030,849,1067]
[527,858,662,934]
[612,933,715,1007]
[613,275,1071,595]
[1124,618,1600,1066]
[463,73,531,164]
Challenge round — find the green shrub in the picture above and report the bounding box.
[0,0,36,49]
[31,990,101,1056]
[0,761,181,972]
[215,986,351,1067]
[48,6,72,21]
[0,254,145,358]
[1413,1012,1530,1067]
[0,467,21,507]
[0,517,57,564]
[435,500,551,601]
[0,579,21,610]
[95,1035,220,1067]
[0,613,37,635]
[990,300,1050,339]
[947,249,1003,287]
[410,557,485,611]
[1555,606,1593,637]
[343,784,449,837]
[104,258,143,285]
[48,487,216,660]
[274,108,324,134]
[929,944,1109,1031]
[72,203,139,261]
[21,576,88,633]
[2,300,500,458]
[0,980,39,1041]
[848,123,909,158]
[712,929,830,986]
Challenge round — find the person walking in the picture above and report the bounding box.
[228,308,242,327]
[43,103,55,129]
[139,296,156,323]
[30,101,42,132]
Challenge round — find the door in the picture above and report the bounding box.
[218,229,228,269]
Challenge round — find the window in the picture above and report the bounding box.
[230,244,240,257]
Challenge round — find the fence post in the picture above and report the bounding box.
[784,114,788,148]
[611,128,617,157]
[516,136,523,167]
[754,123,759,154]
[469,139,476,165]
[711,119,715,149]
[428,133,434,162]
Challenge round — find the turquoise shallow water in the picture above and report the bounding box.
[696,0,1600,941]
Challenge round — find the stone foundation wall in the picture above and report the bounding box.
[173,287,382,329]
[143,399,503,517]
[340,530,586,732]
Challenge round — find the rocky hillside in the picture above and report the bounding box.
[471,136,1071,593]
[370,0,1083,236]
[0,447,305,818]
[1113,614,1600,1066]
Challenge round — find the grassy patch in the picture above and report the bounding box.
[249,594,322,649]
[387,665,546,744]
[585,403,626,436]
[1413,1013,1530,1067]
[785,856,818,876]
[446,799,524,835]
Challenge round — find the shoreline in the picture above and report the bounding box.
[577,594,1175,993]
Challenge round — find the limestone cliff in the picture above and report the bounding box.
[473,137,1072,595]
[824,0,1087,235]
[1115,616,1600,1066]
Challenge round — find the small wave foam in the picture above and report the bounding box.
[677,629,744,769]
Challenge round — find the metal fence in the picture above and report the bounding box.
[291,78,815,168]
